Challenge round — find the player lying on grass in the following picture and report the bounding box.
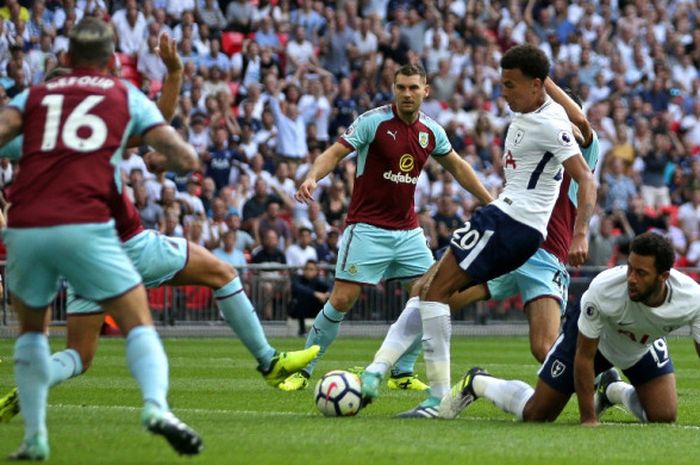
[0,33,318,426]
[441,232,700,425]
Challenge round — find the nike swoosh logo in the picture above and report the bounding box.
[656,359,670,368]
[618,321,635,326]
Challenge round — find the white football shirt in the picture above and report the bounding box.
[492,97,580,237]
[578,266,700,369]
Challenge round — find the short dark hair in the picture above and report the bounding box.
[630,232,674,274]
[69,17,114,68]
[500,44,549,81]
[564,88,583,109]
[44,66,72,82]
[394,63,427,83]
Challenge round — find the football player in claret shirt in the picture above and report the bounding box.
[0,18,201,459]
[282,63,493,391]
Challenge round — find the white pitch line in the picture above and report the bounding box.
[50,403,315,417]
[46,404,700,430]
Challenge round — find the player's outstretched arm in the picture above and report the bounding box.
[436,150,493,205]
[126,34,183,148]
[562,154,596,266]
[155,32,183,122]
[0,107,22,148]
[143,125,198,174]
[295,142,352,204]
[574,333,600,426]
[544,78,592,146]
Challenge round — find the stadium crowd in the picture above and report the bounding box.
[2,0,700,273]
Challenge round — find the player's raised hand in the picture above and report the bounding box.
[295,178,317,204]
[157,33,182,74]
[568,233,589,267]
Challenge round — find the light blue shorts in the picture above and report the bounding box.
[335,223,433,285]
[4,221,142,309]
[67,230,189,314]
[486,248,569,314]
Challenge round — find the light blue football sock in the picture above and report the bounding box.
[392,334,422,377]
[302,302,345,376]
[48,349,83,387]
[126,326,169,411]
[214,277,276,371]
[14,332,51,440]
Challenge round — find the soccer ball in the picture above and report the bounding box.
[314,370,363,417]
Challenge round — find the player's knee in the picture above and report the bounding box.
[646,409,676,423]
[329,291,355,312]
[212,260,236,285]
[530,343,549,364]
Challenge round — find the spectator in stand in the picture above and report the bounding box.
[204,125,243,191]
[322,11,355,78]
[603,157,638,213]
[586,213,629,268]
[226,0,256,33]
[164,211,185,238]
[225,211,256,253]
[625,196,662,236]
[257,198,292,249]
[286,227,318,269]
[433,194,463,250]
[242,177,276,233]
[255,17,282,53]
[640,132,675,209]
[678,187,700,242]
[197,0,226,33]
[266,80,308,162]
[213,230,247,271]
[203,197,229,250]
[251,229,288,320]
[138,34,167,82]
[289,260,330,336]
[285,26,318,75]
[134,183,165,232]
[320,180,348,229]
[112,0,147,55]
[177,177,206,218]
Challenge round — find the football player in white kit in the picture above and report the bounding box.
[442,232,700,425]
[381,44,597,417]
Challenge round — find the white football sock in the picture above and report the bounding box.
[366,297,422,377]
[420,301,451,398]
[479,377,534,421]
[606,381,648,422]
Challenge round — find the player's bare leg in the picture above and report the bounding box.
[101,285,202,456]
[278,280,363,390]
[524,298,561,363]
[521,379,570,422]
[8,300,52,460]
[602,372,677,423]
[168,242,318,387]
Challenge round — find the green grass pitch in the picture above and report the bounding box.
[1,335,699,465]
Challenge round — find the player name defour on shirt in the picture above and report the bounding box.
[46,75,115,90]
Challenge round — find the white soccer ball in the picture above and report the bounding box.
[314,370,363,417]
